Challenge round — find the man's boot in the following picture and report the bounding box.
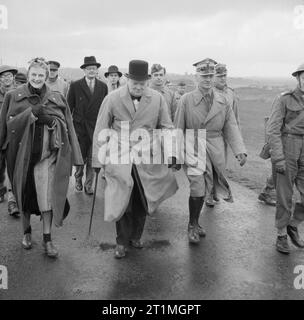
[287,225,304,248]
[276,235,290,254]
[188,197,205,243]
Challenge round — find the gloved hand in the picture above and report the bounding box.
[31,104,42,117]
[36,109,55,127]
[168,157,181,171]
[236,153,247,166]
[275,159,286,175]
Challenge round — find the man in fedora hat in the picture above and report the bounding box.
[67,56,108,195]
[46,60,69,97]
[14,72,27,86]
[174,80,187,103]
[266,63,304,254]
[104,65,123,92]
[92,59,179,259]
[0,65,18,206]
[150,63,178,122]
[174,58,246,244]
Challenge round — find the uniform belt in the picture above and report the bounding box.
[283,133,304,137]
[206,131,222,138]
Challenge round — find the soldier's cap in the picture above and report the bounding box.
[292,63,304,77]
[0,65,18,77]
[48,60,60,70]
[151,63,166,74]
[215,63,227,76]
[15,72,27,83]
[193,58,217,75]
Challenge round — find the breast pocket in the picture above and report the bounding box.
[286,104,303,123]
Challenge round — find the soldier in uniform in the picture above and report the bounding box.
[0,65,18,207]
[46,60,69,97]
[104,65,123,92]
[267,63,304,254]
[149,63,177,122]
[203,62,243,207]
[174,58,247,244]
[174,80,187,103]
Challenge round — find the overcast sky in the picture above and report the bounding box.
[0,0,304,77]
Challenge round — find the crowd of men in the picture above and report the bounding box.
[0,56,304,259]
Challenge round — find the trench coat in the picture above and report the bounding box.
[0,84,83,226]
[67,77,108,154]
[174,88,246,200]
[92,85,179,222]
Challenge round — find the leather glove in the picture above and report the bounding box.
[236,153,247,166]
[31,104,42,116]
[275,159,286,175]
[168,157,181,171]
[36,110,55,127]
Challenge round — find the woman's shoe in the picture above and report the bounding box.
[43,241,59,258]
[22,234,32,250]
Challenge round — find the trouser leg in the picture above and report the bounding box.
[0,158,6,197]
[84,145,94,189]
[75,165,84,181]
[130,181,147,241]
[275,137,298,230]
[189,196,204,226]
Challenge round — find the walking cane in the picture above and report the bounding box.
[88,170,100,237]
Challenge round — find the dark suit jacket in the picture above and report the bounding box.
[67,77,108,144]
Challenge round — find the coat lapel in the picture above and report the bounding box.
[120,85,136,119]
[204,90,226,125]
[133,88,152,119]
[80,77,92,100]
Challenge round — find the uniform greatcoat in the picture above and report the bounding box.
[174,88,246,200]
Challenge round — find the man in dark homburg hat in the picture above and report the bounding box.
[92,59,179,259]
[46,60,69,97]
[67,56,108,195]
[267,63,304,254]
[0,65,18,206]
[104,65,123,92]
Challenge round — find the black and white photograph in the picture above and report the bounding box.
[0,0,304,309]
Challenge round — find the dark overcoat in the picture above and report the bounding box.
[0,84,83,226]
[67,77,108,156]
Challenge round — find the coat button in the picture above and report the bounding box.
[11,130,15,133]
[61,142,64,145]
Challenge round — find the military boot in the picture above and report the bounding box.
[276,235,290,254]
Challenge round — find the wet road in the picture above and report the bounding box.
[0,171,304,300]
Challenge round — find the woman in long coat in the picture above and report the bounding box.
[0,58,83,258]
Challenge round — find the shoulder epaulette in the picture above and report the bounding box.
[281,91,293,96]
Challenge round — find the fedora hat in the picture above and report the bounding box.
[104,65,122,78]
[125,60,150,81]
[0,65,18,76]
[80,56,101,69]
[15,72,27,84]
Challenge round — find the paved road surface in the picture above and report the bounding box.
[0,171,304,300]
